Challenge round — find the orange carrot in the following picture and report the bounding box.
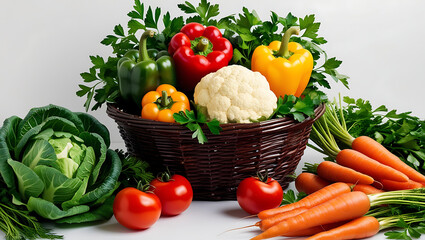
[317,161,374,185]
[336,149,409,182]
[371,181,384,190]
[352,136,425,183]
[305,216,380,240]
[251,191,371,240]
[295,172,331,195]
[257,207,308,231]
[352,184,384,194]
[282,221,347,237]
[257,182,351,220]
[380,179,424,191]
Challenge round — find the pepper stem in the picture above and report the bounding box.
[278,26,300,58]
[138,30,155,62]
[196,37,209,52]
[156,90,173,109]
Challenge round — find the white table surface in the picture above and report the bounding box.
[47,148,390,240]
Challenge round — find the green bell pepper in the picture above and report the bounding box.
[117,30,176,110]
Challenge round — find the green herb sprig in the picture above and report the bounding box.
[385,220,425,240]
[173,108,222,144]
[177,0,220,25]
[269,89,327,122]
[280,189,307,206]
[0,183,62,240]
[115,149,154,189]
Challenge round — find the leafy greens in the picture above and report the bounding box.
[0,105,121,224]
[77,0,347,114]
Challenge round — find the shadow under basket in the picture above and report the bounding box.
[107,103,325,200]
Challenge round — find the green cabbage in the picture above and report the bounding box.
[0,104,121,223]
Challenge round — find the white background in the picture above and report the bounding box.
[1,0,425,239]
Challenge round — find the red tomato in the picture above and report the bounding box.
[149,174,193,216]
[236,177,283,215]
[113,187,162,230]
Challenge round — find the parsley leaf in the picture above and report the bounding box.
[177,1,197,14]
[281,190,307,205]
[385,221,425,240]
[178,0,220,25]
[237,7,262,32]
[116,149,154,188]
[128,19,145,34]
[80,72,97,83]
[127,0,144,19]
[270,91,326,122]
[299,14,320,39]
[385,231,412,240]
[173,109,222,144]
[145,6,161,30]
[206,120,221,135]
[323,57,342,69]
[113,24,125,37]
[173,112,190,124]
[278,12,298,30]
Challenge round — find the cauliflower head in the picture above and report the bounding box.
[194,65,277,123]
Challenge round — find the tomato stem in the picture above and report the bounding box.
[158,167,172,182]
[136,180,151,192]
[257,171,269,183]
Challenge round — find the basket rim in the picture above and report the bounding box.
[106,102,325,129]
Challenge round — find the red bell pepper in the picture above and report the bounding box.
[168,22,233,94]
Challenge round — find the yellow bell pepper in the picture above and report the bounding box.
[251,26,313,98]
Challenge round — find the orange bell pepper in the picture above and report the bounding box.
[141,84,190,123]
[251,26,313,98]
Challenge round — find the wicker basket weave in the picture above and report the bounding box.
[107,103,325,200]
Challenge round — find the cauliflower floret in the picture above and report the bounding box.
[194,65,277,123]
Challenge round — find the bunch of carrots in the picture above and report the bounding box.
[245,99,425,239]
[249,184,425,240]
[304,99,425,193]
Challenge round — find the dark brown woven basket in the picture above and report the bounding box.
[107,103,325,200]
